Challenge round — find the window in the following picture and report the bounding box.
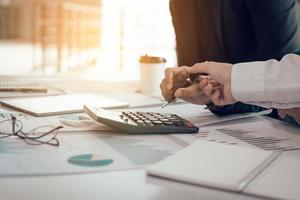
[0,0,176,80]
[89,0,176,80]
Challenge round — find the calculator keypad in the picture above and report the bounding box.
[121,111,188,127]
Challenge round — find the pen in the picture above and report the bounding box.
[161,79,191,108]
[161,74,204,108]
[0,87,48,93]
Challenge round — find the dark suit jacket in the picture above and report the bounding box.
[170,0,300,116]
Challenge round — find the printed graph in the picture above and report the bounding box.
[101,136,174,165]
[217,128,300,151]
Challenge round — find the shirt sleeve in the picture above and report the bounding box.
[232,54,300,109]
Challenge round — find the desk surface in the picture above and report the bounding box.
[0,90,297,200]
[0,169,264,200]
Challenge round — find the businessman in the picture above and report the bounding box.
[161,0,300,116]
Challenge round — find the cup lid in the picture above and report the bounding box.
[139,54,167,63]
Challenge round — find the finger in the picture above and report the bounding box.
[160,79,173,101]
[208,80,220,87]
[204,75,212,81]
[211,90,222,106]
[164,68,174,90]
[203,84,213,97]
[186,62,211,75]
[174,84,200,98]
[160,79,168,94]
[196,75,209,81]
[160,78,165,91]
[175,91,202,104]
[198,79,209,90]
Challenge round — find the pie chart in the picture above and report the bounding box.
[68,154,113,167]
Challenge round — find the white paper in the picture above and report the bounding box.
[105,93,164,108]
[0,93,129,116]
[187,109,272,127]
[174,116,300,156]
[0,110,113,132]
[147,140,275,192]
[0,133,183,176]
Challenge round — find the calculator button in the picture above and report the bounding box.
[136,120,145,126]
[172,121,183,126]
[146,112,155,115]
[123,118,129,122]
[148,117,157,121]
[156,116,165,119]
[144,120,153,126]
[164,122,174,126]
[152,121,163,125]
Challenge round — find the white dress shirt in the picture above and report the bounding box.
[231,54,300,109]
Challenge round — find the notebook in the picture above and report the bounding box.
[0,81,47,93]
[147,140,300,199]
[0,94,129,116]
[0,81,64,98]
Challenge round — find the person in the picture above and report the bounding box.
[179,54,300,125]
[162,0,300,116]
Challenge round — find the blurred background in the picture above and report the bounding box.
[0,0,176,81]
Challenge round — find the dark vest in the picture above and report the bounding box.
[170,0,300,66]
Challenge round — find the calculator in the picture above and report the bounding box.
[84,105,199,134]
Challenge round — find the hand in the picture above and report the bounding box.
[186,62,237,106]
[160,66,189,101]
[278,108,300,125]
[174,76,211,105]
[160,66,212,105]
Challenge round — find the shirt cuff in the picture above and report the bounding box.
[231,61,266,103]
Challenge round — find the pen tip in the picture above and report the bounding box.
[161,102,168,108]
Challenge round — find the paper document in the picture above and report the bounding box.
[147,140,279,192]
[0,93,129,116]
[174,116,300,153]
[147,139,300,200]
[104,93,164,108]
[0,133,183,176]
[245,155,300,200]
[188,109,272,127]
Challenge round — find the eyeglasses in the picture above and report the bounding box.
[0,115,63,146]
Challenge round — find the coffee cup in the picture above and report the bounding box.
[139,55,167,96]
